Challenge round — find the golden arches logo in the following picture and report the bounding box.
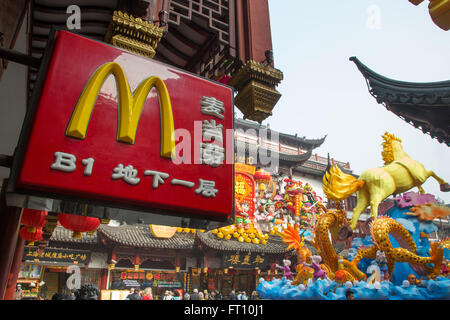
[66,62,175,159]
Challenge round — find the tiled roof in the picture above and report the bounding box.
[350,56,450,146]
[98,224,196,249]
[197,231,291,254]
[50,226,98,244]
[234,118,327,148]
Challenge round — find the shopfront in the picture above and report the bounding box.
[106,269,185,300]
[21,245,93,299]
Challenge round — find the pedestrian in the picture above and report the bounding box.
[172,290,182,300]
[251,291,258,300]
[14,284,23,300]
[125,288,135,300]
[163,290,173,300]
[215,290,223,300]
[75,284,100,300]
[229,290,237,300]
[198,292,205,300]
[241,291,248,300]
[345,289,354,300]
[125,287,141,300]
[38,281,48,300]
[66,289,76,300]
[183,291,190,300]
[142,287,153,300]
[51,292,66,300]
[209,291,216,300]
[190,288,200,300]
[237,291,242,300]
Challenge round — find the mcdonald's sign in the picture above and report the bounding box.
[11,30,234,222]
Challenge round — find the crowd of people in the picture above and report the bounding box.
[124,288,260,300]
[15,281,261,300]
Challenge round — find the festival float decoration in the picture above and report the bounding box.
[323,132,449,230]
[212,164,325,244]
[254,169,272,198]
[58,213,100,239]
[256,133,450,300]
[283,178,304,217]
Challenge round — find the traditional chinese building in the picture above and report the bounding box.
[350,56,450,146]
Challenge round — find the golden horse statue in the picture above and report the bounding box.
[323,132,449,229]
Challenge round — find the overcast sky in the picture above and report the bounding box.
[237,0,450,203]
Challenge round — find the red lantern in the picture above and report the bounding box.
[21,209,48,232]
[58,213,100,239]
[254,169,272,193]
[19,226,43,245]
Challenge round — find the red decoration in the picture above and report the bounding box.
[254,169,272,195]
[19,226,43,245]
[218,74,231,85]
[21,209,48,232]
[254,169,272,184]
[58,213,100,239]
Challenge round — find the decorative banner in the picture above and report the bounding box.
[235,163,256,176]
[222,252,268,270]
[234,173,256,219]
[11,30,234,223]
[23,246,91,264]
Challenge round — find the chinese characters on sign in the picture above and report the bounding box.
[23,246,91,264]
[200,96,225,169]
[222,252,268,270]
[50,151,219,199]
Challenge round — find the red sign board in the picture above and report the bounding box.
[12,30,234,222]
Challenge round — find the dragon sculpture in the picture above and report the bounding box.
[309,204,366,281]
[323,132,449,229]
[280,205,367,284]
[351,216,448,278]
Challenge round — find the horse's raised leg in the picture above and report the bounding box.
[427,170,450,192]
[350,187,370,230]
[418,185,425,194]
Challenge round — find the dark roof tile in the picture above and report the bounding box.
[98,224,196,249]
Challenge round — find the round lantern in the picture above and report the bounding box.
[21,209,48,232]
[58,213,100,239]
[19,226,43,246]
[254,169,272,193]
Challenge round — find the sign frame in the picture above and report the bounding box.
[7,27,235,227]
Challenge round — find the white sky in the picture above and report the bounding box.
[237,0,450,203]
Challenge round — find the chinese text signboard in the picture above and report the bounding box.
[23,246,91,264]
[222,252,268,270]
[120,271,181,288]
[12,30,234,222]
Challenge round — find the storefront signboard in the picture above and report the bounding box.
[23,246,91,265]
[222,252,269,270]
[10,29,234,222]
